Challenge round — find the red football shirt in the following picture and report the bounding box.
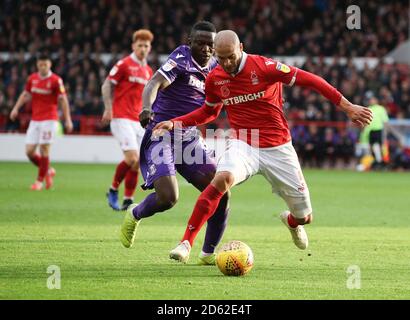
[173,52,342,148]
[204,53,302,147]
[25,72,66,121]
[108,53,153,121]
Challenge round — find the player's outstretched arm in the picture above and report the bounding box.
[10,91,31,121]
[140,71,171,128]
[293,69,373,128]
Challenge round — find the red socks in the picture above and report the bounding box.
[38,156,49,182]
[182,184,225,246]
[112,161,131,190]
[287,213,300,228]
[29,154,41,167]
[124,169,138,198]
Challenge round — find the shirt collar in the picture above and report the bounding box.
[231,51,247,76]
[191,56,211,71]
[38,71,52,79]
[131,52,146,66]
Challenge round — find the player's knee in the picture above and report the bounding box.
[157,192,178,210]
[212,172,234,193]
[39,145,49,157]
[125,157,139,168]
[26,149,35,158]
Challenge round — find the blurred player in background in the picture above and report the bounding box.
[9,54,73,191]
[119,21,230,265]
[366,93,389,169]
[102,29,154,211]
[154,30,373,262]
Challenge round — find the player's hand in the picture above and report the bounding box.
[339,98,373,128]
[65,119,73,133]
[346,104,373,128]
[10,108,18,121]
[152,120,174,138]
[139,110,154,128]
[101,109,112,126]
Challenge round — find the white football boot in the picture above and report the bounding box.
[280,210,309,250]
[169,240,191,263]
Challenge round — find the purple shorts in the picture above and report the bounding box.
[140,125,217,190]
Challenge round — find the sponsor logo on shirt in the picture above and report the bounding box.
[31,87,52,95]
[176,53,185,59]
[222,90,266,106]
[162,59,177,72]
[214,79,230,85]
[188,75,204,90]
[128,76,148,84]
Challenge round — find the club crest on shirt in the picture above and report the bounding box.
[250,70,259,85]
[162,59,177,72]
[276,62,290,73]
[220,85,230,98]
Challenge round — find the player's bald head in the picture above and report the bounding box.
[214,30,243,74]
[215,30,240,51]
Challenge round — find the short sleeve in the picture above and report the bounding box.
[383,107,389,122]
[108,60,125,85]
[157,47,188,84]
[56,77,66,96]
[263,57,298,86]
[25,76,32,92]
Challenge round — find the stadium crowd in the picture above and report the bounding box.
[0,0,409,169]
[1,0,408,56]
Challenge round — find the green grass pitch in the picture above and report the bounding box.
[1,162,409,299]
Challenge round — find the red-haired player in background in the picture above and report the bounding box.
[154,30,373,262]
[10,54,73,191]
[102,29,154,211]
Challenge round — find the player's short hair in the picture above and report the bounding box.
[132,29,154,43]
[191,21,216,34]
[37,53,50,61]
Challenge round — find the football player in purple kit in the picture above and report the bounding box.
[119,21,230,265]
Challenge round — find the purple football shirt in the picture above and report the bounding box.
[152,45,217,124]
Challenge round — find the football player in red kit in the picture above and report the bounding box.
[10,54,73,191]
[102,29,154,211]
[153,30,373,262]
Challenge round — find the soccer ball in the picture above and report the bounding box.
[216,240,254,276]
